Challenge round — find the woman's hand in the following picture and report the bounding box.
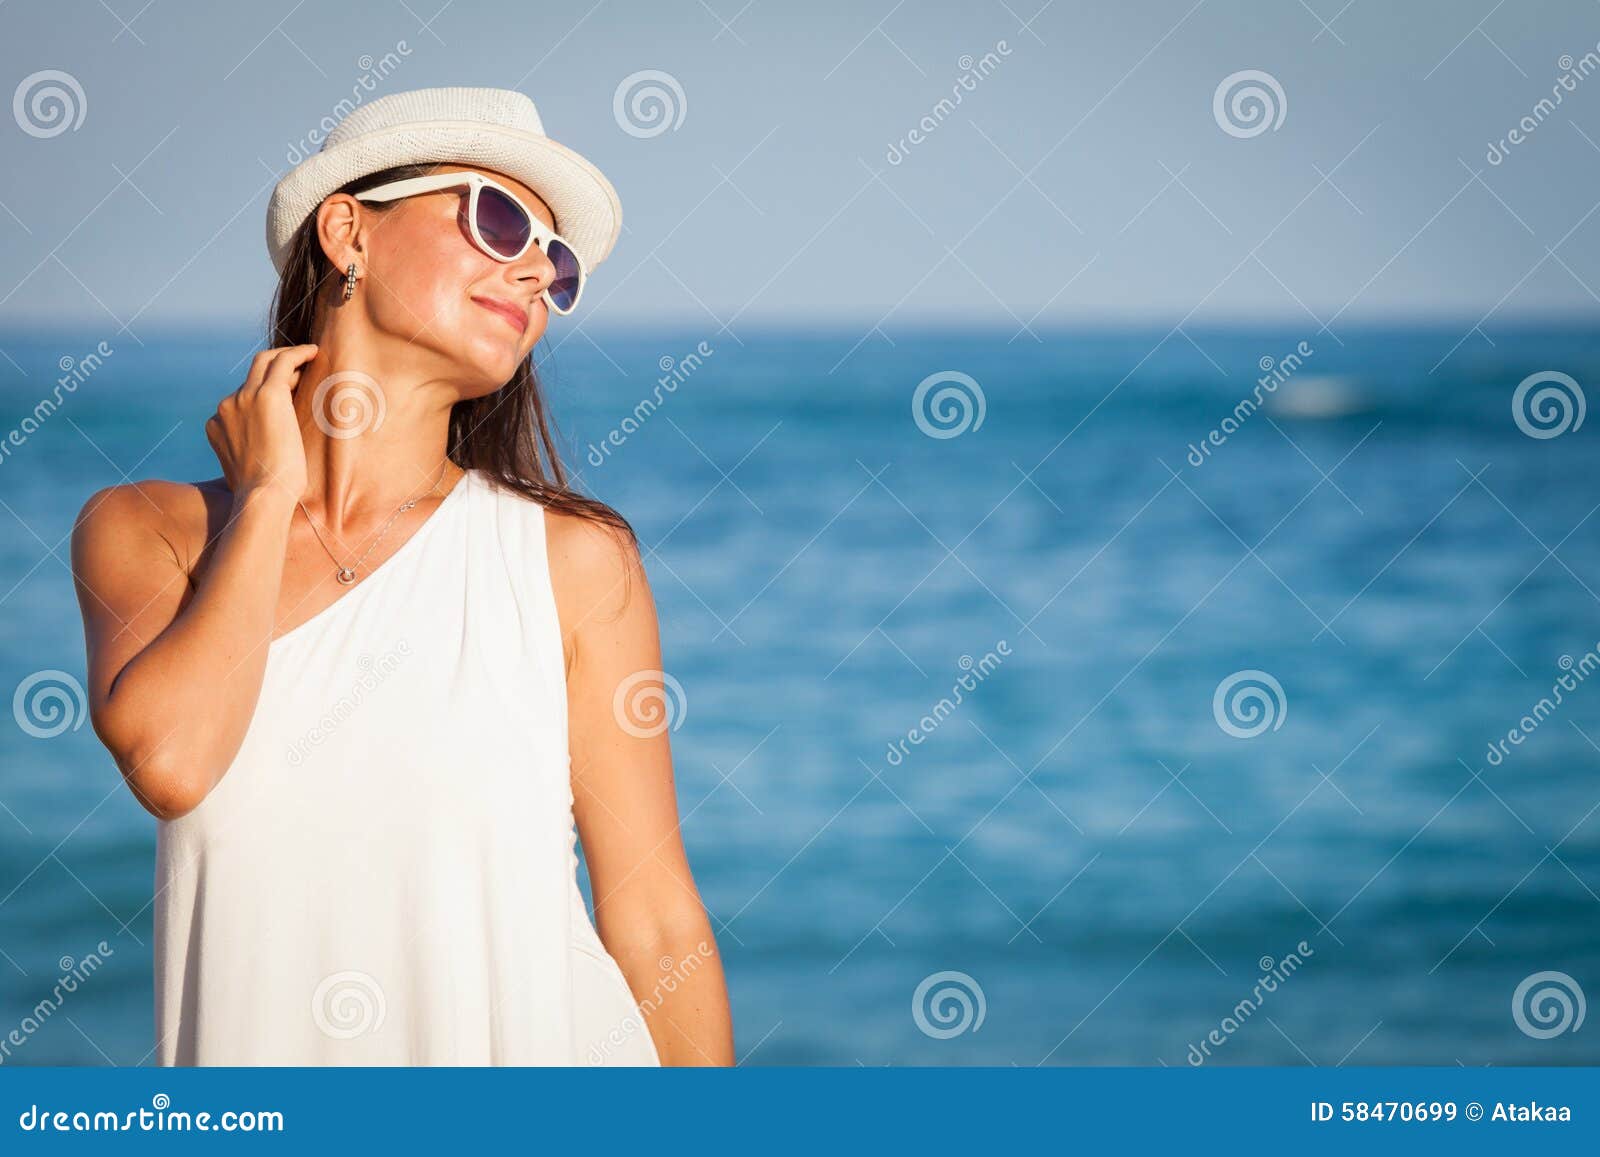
[204,344,317,506]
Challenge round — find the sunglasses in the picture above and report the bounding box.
[353,170,585,315]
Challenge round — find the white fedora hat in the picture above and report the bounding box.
[266,86,622,275]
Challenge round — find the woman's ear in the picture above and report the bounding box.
[315,194,366,275]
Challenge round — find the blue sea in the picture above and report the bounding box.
[2,321,1599,1066]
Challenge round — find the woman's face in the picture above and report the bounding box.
[344,164,562,391]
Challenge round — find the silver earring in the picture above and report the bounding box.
[343,263,357,301]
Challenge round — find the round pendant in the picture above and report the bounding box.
[336,567,357,585]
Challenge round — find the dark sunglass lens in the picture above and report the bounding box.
[475,187,531,258]
[546,238,581,311]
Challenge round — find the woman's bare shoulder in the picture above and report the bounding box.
[543,506,650,631]
[71,476,232,577]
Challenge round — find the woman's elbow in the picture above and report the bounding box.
[117,748,213,820]
[95,708,214,820]
[610,906,720,960]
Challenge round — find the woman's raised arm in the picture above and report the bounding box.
[70,345,315,819]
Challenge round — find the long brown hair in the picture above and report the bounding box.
[268,162,635,546]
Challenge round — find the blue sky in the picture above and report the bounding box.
[2,0,1599,334]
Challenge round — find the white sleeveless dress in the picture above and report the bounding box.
[152,468,661,1066]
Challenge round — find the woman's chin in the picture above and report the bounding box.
[457,337,528,385]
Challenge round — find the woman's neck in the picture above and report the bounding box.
[290,350,462,528]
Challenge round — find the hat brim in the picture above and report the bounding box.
[265,119,622,275]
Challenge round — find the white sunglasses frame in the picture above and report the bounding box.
[352,170,585,315]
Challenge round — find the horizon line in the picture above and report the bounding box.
[1,308,1597,342]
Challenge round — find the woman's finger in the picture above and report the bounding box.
[256,344,319,394]
[241,348,277,391]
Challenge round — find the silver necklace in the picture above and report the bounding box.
[297,459,452,585]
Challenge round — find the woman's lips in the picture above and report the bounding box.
[471,295,528,333]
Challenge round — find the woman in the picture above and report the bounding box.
[68,87,733,1066]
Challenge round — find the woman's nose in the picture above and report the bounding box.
[512,243,556,292]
